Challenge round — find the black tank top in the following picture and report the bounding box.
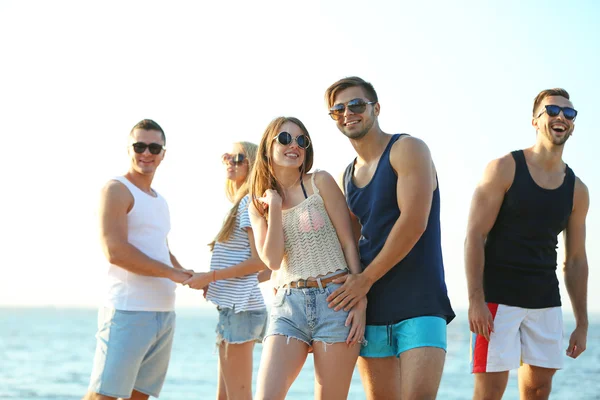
[484,150,575,308]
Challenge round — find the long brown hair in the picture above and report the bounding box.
[209,141,258,250]
[250,117,314,218]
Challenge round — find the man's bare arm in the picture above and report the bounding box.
[100,180,190,283]
[360,137,435,284]
[563,177,589,358]
[464,155,514,340]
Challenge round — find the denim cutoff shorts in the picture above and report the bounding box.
[216,306,268,345]
[266,282,351,346]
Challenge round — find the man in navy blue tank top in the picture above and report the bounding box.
[324,76,455,400]
[465,89,589,400]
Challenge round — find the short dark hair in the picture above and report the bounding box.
[129,119,166,145]
[532,88,570,117]
[325,76,379,108]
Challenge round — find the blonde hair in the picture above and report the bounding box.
[250,117,313,219]
[209,141,258,250]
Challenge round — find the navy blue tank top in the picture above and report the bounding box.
[484,150,575,308]
[344,134,455,325]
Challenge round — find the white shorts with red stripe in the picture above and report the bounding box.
[470,303,564,373]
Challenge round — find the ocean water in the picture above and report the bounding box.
[0,307,598,400]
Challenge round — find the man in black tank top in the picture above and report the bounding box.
[324,77,454,399]
[465,89,589,400]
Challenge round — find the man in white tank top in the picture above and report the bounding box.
[82,119,192,400]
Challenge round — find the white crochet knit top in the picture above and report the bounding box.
[275,172,348,287]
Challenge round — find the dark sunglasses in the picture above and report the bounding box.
[273,131,311,149]
[329,98,376,120]
[537,105,577,121]
[222,153,246,165]
[132,142,166,155]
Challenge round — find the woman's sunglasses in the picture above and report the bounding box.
[132,142,166,155]
[222,153,247,165]
[272,131,310,149]
[537,105,578,121]
[329,98,376,120]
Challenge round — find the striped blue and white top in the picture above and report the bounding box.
[206,195,266,312]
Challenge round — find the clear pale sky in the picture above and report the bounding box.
[1,1,598,312]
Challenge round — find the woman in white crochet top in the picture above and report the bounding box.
[249,116,366,400]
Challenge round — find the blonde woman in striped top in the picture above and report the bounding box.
[184,141,270,400]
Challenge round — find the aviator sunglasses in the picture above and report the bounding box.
[273,131,311,149]
[222,153,247,165]
[329,98,376,120]
[537,105,578,121]
[132,142,166,155]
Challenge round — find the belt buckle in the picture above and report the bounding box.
[296,279,307,288]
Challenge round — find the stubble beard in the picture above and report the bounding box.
[341,113,375,140]
[544,128,571,147]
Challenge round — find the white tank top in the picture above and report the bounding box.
[104,176,176,311]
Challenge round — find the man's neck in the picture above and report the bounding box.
[527,142,565,172]
[350,127,391,164]
[125,170,155,194]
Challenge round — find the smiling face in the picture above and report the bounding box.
[533,95,575,146]
[128,128,166,176]
[270,121,307,170]
[331,86,379,140]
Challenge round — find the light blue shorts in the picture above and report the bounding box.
[216,307,268,345]
[360,316,447,358]
[88,307,175,398]
[266,282,350,346]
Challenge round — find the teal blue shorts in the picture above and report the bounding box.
[360,316,447,358]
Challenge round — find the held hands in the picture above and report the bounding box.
[256,189,282,209]
[327,273,372,312]
[183,272,213,290]
[169,269,193,284]
[468,301,494,341]
[566,325,587,359]
[345,296,367,346]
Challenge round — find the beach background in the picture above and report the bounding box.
[1,307,598,399]
[1,1,599,399]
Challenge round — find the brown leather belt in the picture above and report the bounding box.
[284,271,348,289]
